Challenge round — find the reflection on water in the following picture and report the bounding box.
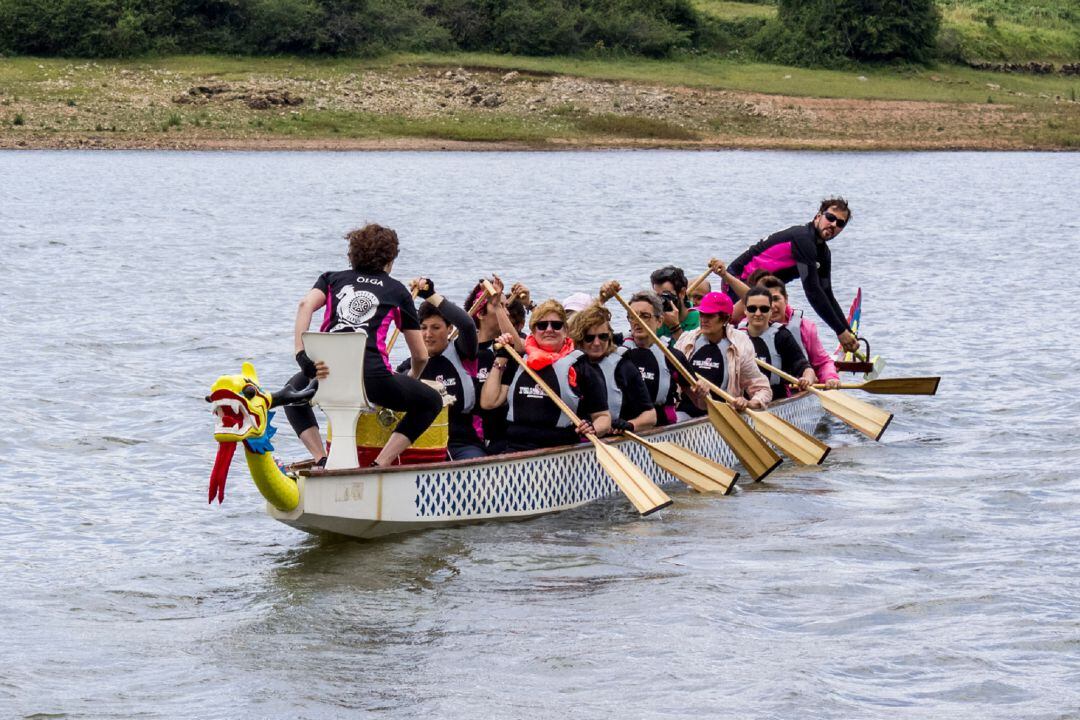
[2,150,1079,718]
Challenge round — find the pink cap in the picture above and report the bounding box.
[697,292,733,315]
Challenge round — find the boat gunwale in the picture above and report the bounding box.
[292,391,810,478]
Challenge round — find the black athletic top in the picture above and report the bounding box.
[727,222,851,335]
[501,355,607,450]
[622,341,691,426]
[314,269,418,377]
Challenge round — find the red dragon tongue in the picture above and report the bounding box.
[209,441,238,504]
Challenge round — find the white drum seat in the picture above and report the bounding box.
[302,331,374,470]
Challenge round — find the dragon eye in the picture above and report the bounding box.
[241,384,258,399]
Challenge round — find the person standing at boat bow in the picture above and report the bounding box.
[676,292,771,421]
[723,197,860,354]
[396,278,486,461]
[287,224,442,468]
[480,300,610,451]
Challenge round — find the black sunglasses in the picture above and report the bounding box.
[583,332,611,343]
[824,211,847,228]
[534,320,565,331]
[746,304,772,314]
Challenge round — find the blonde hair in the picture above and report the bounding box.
[529,299,567,331]
[569,304,615,355]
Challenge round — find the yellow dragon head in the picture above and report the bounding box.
[208,362,273,444]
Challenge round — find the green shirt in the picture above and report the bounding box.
[657,309,699,338]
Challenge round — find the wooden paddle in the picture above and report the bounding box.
[811,376,940,395]
[449,279,500,342]
[684,266,714,299]
[498,344,672,516]
[757,359,893,440]
[614,293,804,478]
[623,431,739,495]
[386,283,421,353]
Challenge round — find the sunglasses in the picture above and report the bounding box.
[534,320,565,331]
[583,332,611,343]
[746,304,772,314]
[627,312,656,322]
[824,211,847,228]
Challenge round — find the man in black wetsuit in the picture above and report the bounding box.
[724,197,860,353]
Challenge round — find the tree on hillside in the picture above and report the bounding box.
[774,0,941,65]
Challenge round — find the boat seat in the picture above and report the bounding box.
[302,331,374,470]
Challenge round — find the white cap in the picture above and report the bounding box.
[561,292,594,313]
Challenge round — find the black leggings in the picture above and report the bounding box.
[283,370,443,443]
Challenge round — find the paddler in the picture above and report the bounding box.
[467,276,526,455]
[396,278,487,461]
[599,281,691,427]
[568,303,655,434]
[286,224,442,468]
[739,286,815,399]
[675,292,771,420]
[722,197,860,354]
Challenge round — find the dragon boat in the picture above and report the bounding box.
[208,332,826,540]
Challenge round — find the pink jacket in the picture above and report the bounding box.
[675,327,772,408]
[785,306,839,383]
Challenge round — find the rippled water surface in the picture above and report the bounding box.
[2,150,1079,719]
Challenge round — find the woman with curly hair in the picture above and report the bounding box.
[568,303,655,435]
[284,223,442,468]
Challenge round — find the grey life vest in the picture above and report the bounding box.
[596,348,628,420]
[754,323,783,385]
[785,309,806,357]
[438,340,476,413]
[506,349,584,428]
[690,334,730,390]
[622,338,671,407]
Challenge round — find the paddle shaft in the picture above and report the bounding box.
[684,266,713,299]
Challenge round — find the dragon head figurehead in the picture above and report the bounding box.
[206,362,276,505]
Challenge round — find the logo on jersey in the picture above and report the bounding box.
[693,358,721,371]
[354,276,385,287]
[517,384,546,399]
[330,286,379,332]
[435,374,457,389]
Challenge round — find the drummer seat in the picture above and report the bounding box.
[301,331,374,470]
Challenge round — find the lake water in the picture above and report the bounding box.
[1,150,1078,719]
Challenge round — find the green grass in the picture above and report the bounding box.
[693,0,775,20]
[259,109,557,143]
[574,114,699,139]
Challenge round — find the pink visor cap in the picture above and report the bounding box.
[697,292,733,315]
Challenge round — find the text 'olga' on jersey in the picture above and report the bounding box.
[329,285,380,332]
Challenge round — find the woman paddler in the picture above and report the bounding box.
[568,303,655,434]
[598,281,691,427]
[396,278,487,461]
[480,300,610,451]
[286,224,442,468]
[739,286,815,400]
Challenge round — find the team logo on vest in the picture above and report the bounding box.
[435,374,457,389]
[331,287,379,331]
[693,357,721,370]
[517,384,546,399]
[638,369,657,382]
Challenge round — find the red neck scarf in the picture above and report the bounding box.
[524,335,575,370]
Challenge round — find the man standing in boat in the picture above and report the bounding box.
[723,198,860,354]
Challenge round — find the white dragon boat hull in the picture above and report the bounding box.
[271,392,823,539]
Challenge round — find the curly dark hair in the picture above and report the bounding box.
[818,197,852,220]
[347,224,400,273]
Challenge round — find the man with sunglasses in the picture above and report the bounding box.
[677,292,771,420]
[723,197,859,354]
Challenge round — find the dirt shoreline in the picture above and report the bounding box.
[2,62,1076,151]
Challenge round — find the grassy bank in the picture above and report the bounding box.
[1,54,1077,150]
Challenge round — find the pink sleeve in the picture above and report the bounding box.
[802,319,839,382]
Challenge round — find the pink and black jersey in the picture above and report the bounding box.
[726,222,851,336]
[313,270,418,376]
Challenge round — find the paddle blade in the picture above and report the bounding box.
[591,439,672,515]
[705,399,782,481]
[748,409,830,466]
[815,389,893,441]
[648,441,739,495]
[859,376,940,395]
